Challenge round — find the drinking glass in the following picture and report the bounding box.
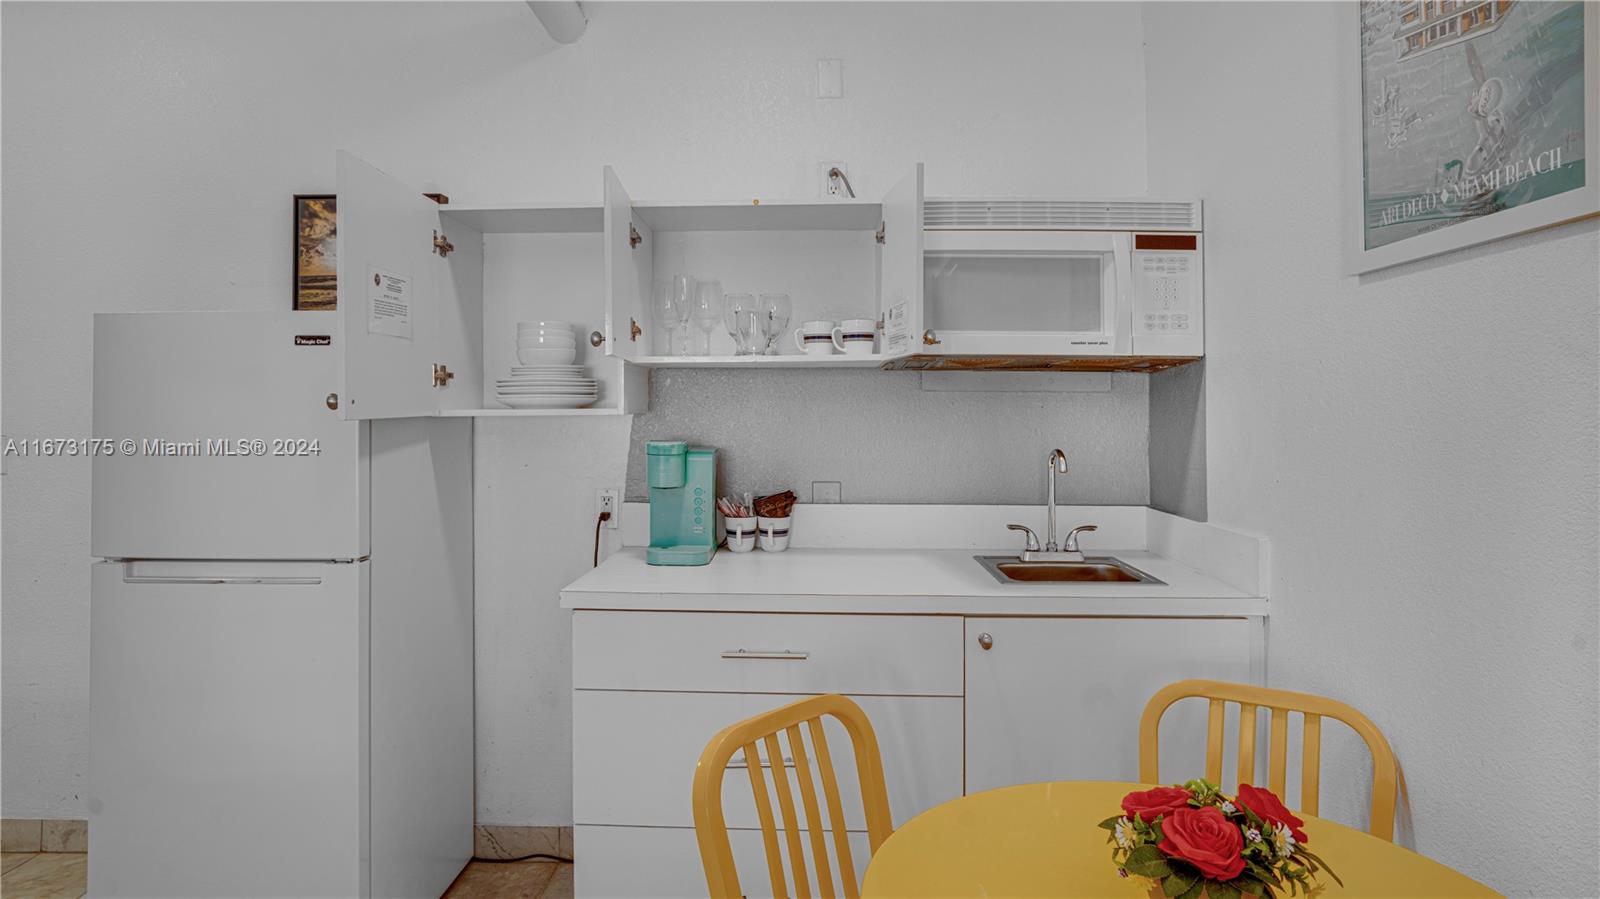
[723,293,758,355]
[691,279,724,355]
[649,280,677,356]
[758,293,792,355]
[670,275,697,355]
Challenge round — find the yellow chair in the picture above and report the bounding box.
[1139,679,1401,841]
[692,694,893,899]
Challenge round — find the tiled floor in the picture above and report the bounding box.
[1,853,87,899]
[0,853,572,899]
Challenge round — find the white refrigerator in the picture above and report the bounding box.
[89,311,474,898]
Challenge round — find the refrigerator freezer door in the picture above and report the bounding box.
[91,311,367,560]
[88,560,369,899]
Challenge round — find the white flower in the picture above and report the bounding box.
[1272,822,1297,858]
[1220,801,1236,814]
[1114,817,1136,849]
[1244,827,1262,843]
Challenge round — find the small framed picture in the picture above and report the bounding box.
[294,194,337,310]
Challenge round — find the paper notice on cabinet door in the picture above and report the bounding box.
[882,300,909,355]
[366,267,412,339]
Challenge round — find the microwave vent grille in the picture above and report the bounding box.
[924,199,1201,231]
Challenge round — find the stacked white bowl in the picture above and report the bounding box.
[497,321,599,409]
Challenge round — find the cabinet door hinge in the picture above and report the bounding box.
[875,221,886,244]
[629,223,643,249]
[432,363,455,387]
[433,230,455,257]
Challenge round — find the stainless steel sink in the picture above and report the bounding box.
[975,555,1165,585]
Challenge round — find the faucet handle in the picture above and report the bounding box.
[1007,524,1041,552]
[1063,524,1098,553]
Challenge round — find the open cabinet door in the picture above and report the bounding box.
[602,166,651,362]
[878,164,924,360]
[336,151,447,419]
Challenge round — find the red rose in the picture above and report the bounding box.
[1121,786,1192,823]
[1237,784,1307,844]
[1158,806,1246,881]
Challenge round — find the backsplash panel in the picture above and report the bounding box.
[626,369,1150,504]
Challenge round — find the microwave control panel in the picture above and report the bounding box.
[1131,234,1203,355]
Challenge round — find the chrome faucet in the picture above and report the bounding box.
[1006,448,1098,562]
[1045,448,1068,551]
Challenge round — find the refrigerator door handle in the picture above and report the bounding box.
[120,575,323,586]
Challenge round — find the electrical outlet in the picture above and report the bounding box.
[596,488,619,528]
[812,481,842,503]
[820,162,850,198]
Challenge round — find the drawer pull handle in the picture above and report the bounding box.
[727,752,796,770]
[720,650,809,661]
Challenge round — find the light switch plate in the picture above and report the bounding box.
[817,59,843,99]
[812,481,842,503]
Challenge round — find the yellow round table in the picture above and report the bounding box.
[861,781,1499,898]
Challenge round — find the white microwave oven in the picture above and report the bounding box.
[920,199,1204,360]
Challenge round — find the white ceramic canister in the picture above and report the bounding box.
[724,516,758,553]
[757,515,791,552]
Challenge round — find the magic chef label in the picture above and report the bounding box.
[366,267,412,339]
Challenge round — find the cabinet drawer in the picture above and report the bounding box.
[575,825,871,899]
[573,611,962,696]
[574,690,963,831]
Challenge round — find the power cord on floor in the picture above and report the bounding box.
[593,510,612,567]
[471,852,574,864]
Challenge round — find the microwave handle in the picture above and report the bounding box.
[1110,232,1134,355]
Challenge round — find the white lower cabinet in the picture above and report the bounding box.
[574,690,963,830]
[575,825,872,899]
[572,610,1261,897]
[964,616,1256,793]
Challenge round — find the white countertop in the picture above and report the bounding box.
[560,547,1266,617]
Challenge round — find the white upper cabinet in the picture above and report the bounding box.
[602,166,650,363]
[877,164,924,361]
[335,151,481,420]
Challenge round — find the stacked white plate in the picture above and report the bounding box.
[498,322,598,408]
[496,364,598,409]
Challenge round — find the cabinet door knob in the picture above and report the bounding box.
[977,633,993,650]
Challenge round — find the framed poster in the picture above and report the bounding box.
[1344,1,1599,273]
[294,194,337,310]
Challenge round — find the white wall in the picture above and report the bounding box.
[1,2,1152,824]
[1143,4,1599,894]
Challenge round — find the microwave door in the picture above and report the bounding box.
[922,231,1130,356]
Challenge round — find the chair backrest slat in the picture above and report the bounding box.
[1139,679,1400,841]
[694,695,894,899]
[1204,699,1226,785]
[808,717,860,899]
[1301,713,1323,816]
[744,741,791,899]
[1236,702,1258,786]
[1268,706,1290,796]
[787,724,837,899]
[764,732,813,899]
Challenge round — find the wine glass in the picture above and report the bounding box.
[670,275,697,356]
[691,279,724,355]
[649,280,677,356]
[758,293,792,355]
[723,293,757,355]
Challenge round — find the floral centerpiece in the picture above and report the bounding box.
[1102,780,1341,899]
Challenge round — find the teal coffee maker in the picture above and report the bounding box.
[645,441,719,566]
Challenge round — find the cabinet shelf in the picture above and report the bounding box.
[439,198,882,236]
[438,407,629,418]
[631,353,890,369]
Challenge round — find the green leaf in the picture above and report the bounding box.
[1125,844,1174,878]
[1177,879,1206,899]
[1206,880,1241,899]
[1163,867,1199,897]
[1100,815,1123,830]
[1296,849,1343,887]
